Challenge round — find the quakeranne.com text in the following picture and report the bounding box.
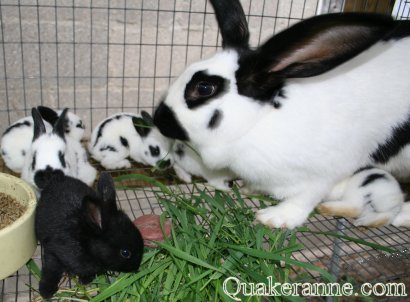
[223,276,407,300]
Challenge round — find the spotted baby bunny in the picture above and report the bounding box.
[35,170,143,299]
[318,167,406,227]
[21,108,96,192]
[0,106,84,173]
[89,111,173,170]
[153,0,410,228]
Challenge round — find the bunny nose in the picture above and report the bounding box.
[161,159,171,168]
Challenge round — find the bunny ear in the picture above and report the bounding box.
[97,172,117,214]
[132,116,152,138]
[32,108,47,141]
[141,110,154,126]
[209,0,249,50]
[236,13,398,101]
[37,106,59,126]
[53,108,69,139]
[82,197,102,230]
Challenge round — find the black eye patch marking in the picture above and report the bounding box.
[184,70,229,109]
[120,136,129,148]
[58,150,66,168]
[149,145,160,157]
[208,109,223,129]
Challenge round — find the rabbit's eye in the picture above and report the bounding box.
[196,81,215,96]
[120,249,132,259]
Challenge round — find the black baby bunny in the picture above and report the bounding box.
[35,170,143,299]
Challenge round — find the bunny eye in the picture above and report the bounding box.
[196,81,215,97]
[184,71,229,109]
[120,249,132,259]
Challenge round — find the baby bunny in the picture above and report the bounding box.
[21,108,96,191]
[153,0,410,228]
[35,170,143,299]
[0,106,84,173]
[172,141,235,190]
[89,111,173,170]
[318,167,404,227]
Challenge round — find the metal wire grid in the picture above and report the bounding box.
[1,167,409,301]
[0,0,323,137]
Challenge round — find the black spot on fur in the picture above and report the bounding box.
[354,166,374,175]
[360,173,387,187]
[175,144,184,159]
[100,145,117,152]
[371,115,410,164]
[149,146,160,157]
[21,150,26,157]
[153,102,189,141]
[1,149,6,156]
[3,120,31,136]
[184,71,229,109]
[120,136,129,148]
[94,118,115,147]
[76,122,84,129]
[32,151,37,170]
[208,110,223,129]
[58,151,66,168]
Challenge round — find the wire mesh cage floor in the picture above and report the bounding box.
[1,0,410,301]
[1,157,409,301]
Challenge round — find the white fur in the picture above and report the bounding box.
[319,168,404,227]
[1,110,84,173]
[89,113,173,170]
[21,132,96,191]
[161,37,410,229]
[392,202,410,227]
[172,141,236,190]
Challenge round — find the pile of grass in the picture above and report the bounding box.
[28,174,335,302]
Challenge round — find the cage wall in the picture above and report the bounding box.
[0,0,382,136]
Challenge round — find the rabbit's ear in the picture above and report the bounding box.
[236,13,397,101]
[141,110,154,126]
[209,0,249,50]
[82,197,102,230]
[37,106,59,126]
[132,116,152,138]
[97,172,117,214]
[32,108,47,141]
[53,108,68,139]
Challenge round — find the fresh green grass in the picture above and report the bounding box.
[27,174,396,301]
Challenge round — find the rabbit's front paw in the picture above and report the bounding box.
[256,203,308,229]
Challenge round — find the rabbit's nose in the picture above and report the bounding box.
[161,159,172,169]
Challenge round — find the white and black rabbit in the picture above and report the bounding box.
[153,0,410,228]
[0,106,84,173]
[21,108,96,191]
[35,170,144,299]
[89,111,173,170]
[172,141,235,190]
[318,167,405,227]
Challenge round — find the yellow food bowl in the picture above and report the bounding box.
[0,173,37,280]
